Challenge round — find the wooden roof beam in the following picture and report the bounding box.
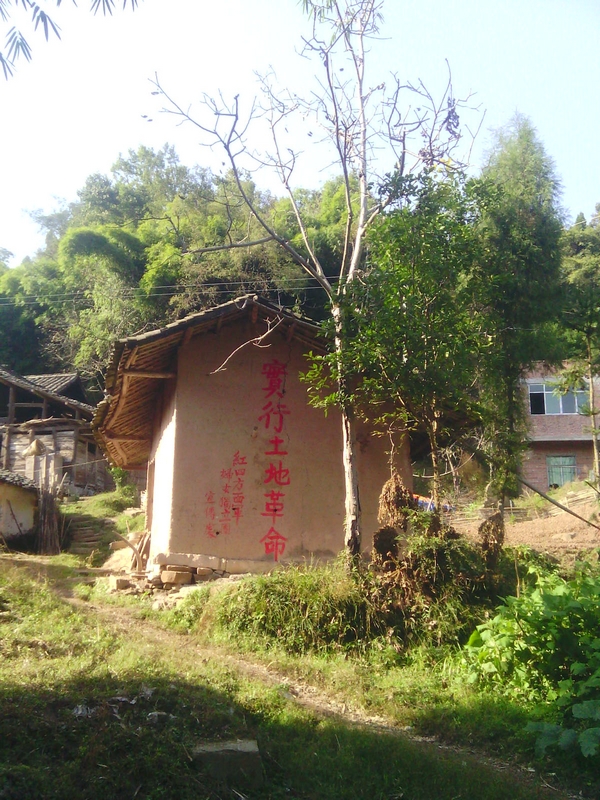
[180,327,195,348]
[123,371,176,380]
[107,434,152,444]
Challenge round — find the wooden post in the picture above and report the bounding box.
[2,428,11,469]
[7,387,15,424]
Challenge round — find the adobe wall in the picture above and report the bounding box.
[148,321,411,572]
[148,382,177,556]
[0,484,35,538]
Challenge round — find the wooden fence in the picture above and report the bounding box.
[448,488,597,527]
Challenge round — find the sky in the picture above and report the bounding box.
[1,0,599,266]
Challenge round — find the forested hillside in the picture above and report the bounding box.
[2,129,599,496]
[0,144,346,390]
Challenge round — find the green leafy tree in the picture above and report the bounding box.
[475,115,564,503]
[0,257,60,372]
[312,170,484,509]
[0,146,314,381]
[559,212,600,485]
[0,247,12,271]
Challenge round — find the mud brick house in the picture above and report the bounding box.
[93,296,411,576]
[522,366,599,490]
[0,368,110,494]
[0,468,38,547]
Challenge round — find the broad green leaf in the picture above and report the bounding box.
[572,700,600,721]
[558,728,578,750]
[578,727,600,758]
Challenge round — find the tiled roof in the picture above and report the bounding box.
[93,295,325,468]
[0,469,38,493]
[0,366,94,417]
[24,373,79,395]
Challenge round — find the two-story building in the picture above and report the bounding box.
[522,366,599,490]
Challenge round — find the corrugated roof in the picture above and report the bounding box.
[0,469,38,493]
[0,366,94,418]
[93,295,326,469]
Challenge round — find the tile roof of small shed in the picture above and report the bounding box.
[0,469,38,493]
[24,373,80,395]
[0,367,94,418]
[93,295,325,469]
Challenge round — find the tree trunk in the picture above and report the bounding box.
[587,335,600,487]
[428,419,441,512]
[333,303,361,557]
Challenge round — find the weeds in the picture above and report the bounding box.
[215,560,381,654]
[4,482,596,796]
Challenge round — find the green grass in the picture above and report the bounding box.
[61,487,137,519]
[512,479,598,515]
[10,487,594,797]
[152,560,599,796]
[0,556,570,800]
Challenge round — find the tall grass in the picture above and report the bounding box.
[215,560,382,654]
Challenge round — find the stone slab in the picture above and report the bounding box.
[160,570,193,585]
[152,551,279,575]
[164,564,195,573]
[109,576,132,591]
[192,739,263,788]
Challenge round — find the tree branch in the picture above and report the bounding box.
[209,317,283,374]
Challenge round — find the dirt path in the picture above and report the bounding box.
[0,553,580,798]
[56,586,574,800]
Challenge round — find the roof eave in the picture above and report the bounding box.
[93,296,327,469]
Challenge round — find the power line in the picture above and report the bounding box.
[0,276,337,309]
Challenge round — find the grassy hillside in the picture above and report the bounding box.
[0,553,578,800]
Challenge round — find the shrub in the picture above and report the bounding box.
[214,530,537,656]
[168,587,211,632]
[216,562,382,654]
[464,567,600,757]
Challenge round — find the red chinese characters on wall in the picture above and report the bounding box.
[204,451,247,539]
[258,360,290,561]
[204,491,216,538]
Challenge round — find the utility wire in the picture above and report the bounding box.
[0,276,338,308]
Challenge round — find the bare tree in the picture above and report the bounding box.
[152,0,479,557]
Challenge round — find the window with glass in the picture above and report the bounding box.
[546,455,577,487]
[528,382,588,415]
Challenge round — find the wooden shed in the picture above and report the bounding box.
[0,368,110,494]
